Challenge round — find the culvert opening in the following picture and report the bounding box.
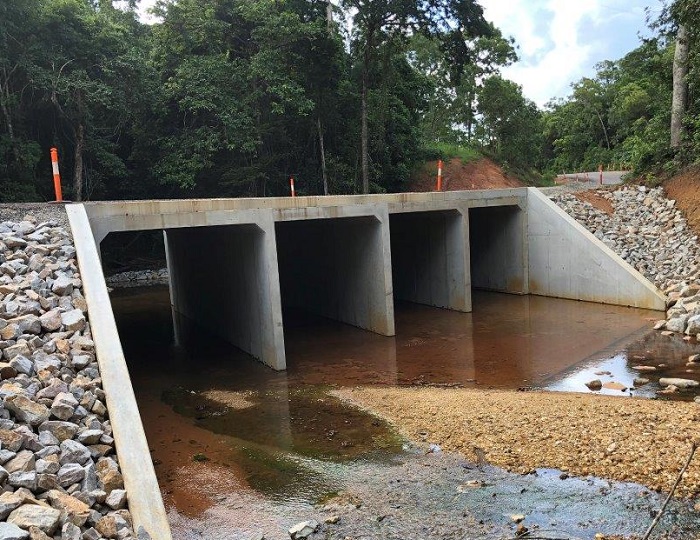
[468,205,527,295]
[389,210,468,312]
[162,224,281,366]
[99,229,167,278]
[274,216,393,337]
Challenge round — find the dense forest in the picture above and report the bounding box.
[0,0,696,202]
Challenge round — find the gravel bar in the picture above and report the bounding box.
[336,387,700,499]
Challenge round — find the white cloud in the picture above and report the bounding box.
[481,0,547,57]
[135,0,160,24]
[481,0,651,107]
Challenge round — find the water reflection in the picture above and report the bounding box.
[547,330,699,400]
[113,285,671,395]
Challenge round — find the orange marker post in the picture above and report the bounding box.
[598,164,603,186]
[289,176,296,197]
[436,159,443,191]
[50,147,63,202]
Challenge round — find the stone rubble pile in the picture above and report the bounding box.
[550,186,700,338]
[105,270,168,290]
[0,216,141,540]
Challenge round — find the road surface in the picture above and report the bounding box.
[557,171,627,186]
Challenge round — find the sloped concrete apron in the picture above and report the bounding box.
[66,205,171,540]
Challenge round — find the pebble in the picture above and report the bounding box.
[658,377,699,389]
[7,504,61,535]
[288,520,320,540]
[105,268,169,289]
[585,380,602,391]
[0,522,29,540]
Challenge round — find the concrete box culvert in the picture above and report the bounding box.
[60,189,667,537]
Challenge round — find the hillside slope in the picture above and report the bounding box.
[409,157,525,192]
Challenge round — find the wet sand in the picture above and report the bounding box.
[336,387,700,498]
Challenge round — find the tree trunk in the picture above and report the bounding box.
[595,109,611,151]
[326,0,333,30]
[671,24,689,149]
[361,56,370,194]
[317,116,329,195]
[73,121,85,201]
[466,88,474,141]
[0,71,18,161]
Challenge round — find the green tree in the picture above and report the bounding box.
[151,0,338,196]
[542,37,674,174]
[409,30,515,145]
[476,76,542,170]
[342,0,494,193]
[0,0,43,200]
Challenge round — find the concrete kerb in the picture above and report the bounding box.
[66,204,172,540]
[526,187,666,311]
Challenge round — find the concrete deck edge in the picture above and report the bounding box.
[66,204,172,540]
[81,188,530,221]
[527,188,666,311]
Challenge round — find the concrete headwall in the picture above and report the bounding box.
[389,210,470,311]
[469,205,528,294]
[526,188,666,310]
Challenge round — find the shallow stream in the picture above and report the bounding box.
[111,286,700,539]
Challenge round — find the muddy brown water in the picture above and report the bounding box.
[111,286,700,539]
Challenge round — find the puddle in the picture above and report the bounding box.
[546,329,699,400]
[110,286,700,538]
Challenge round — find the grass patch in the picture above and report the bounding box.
[423,143,481,163]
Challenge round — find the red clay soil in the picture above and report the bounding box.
[575,190,614,215]
[409,157,524,192]
[665,166,700,237]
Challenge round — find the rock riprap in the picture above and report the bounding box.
[105,269,168,289]
[550,186,700,337]
[0,216,141,539]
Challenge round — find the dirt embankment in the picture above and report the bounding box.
[574,190,614,214]
[665,167,700,238]
[410,157,525,192]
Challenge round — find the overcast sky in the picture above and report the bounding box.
[135,0,662,108]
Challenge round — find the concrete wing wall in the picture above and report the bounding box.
[526,188,666,311]
[66,205,172,539]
